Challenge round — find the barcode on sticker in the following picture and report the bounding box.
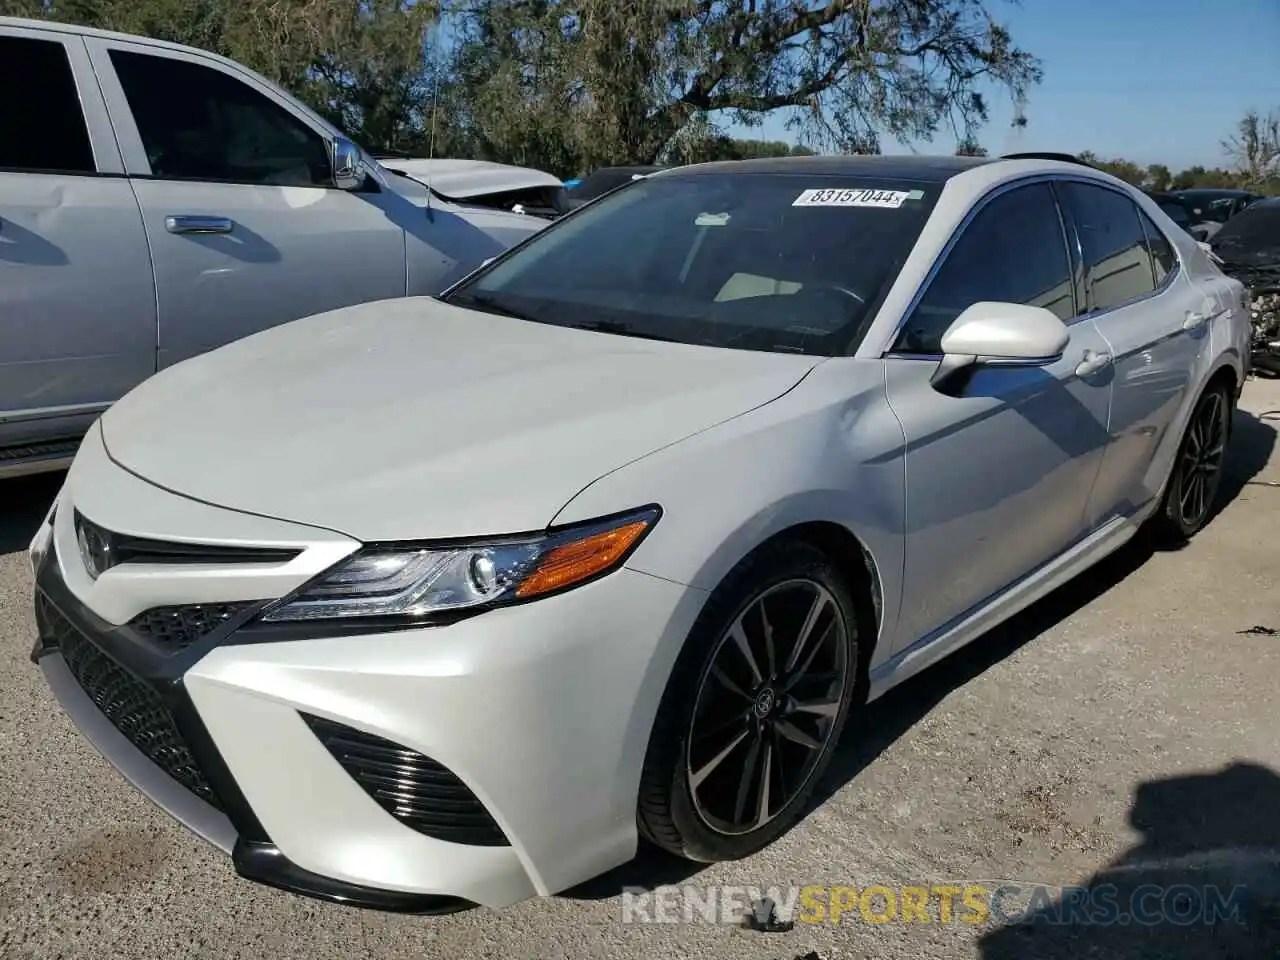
[793,188,911,208]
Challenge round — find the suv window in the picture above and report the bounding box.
[1137,208,1177,286]
[0,36,95,173]
[1060,183,1155,311]
[109,51,330,186]
[894,183,1074,355]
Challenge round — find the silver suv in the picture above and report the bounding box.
[0,17,547,477]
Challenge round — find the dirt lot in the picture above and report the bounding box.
[2,380,1278,960]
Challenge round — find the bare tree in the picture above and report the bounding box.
[1222,109,1280,189]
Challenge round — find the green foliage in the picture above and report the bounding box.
[444,0,1042,171]
[1077,153,1280,197]
[6,0,1276,193]
[955,136,988,157]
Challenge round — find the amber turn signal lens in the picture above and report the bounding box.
[516,519,652,598]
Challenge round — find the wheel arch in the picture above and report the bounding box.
[630,519,885,855]
[1204,362,1240,426]
[736,520,884,667]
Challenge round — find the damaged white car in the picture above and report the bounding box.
[378,157,571,220]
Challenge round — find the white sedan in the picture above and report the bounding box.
[30,154,1249,912]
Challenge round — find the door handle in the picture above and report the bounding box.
[165,215,233,235]
[1075,349,1113,378]
[1184,307,1225,330]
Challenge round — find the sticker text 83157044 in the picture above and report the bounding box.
[793,188,913,208]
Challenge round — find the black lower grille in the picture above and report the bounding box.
[302,714,508,846]
[41,597,221,809]
[128,603,252,653]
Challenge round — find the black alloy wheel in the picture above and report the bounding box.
[1153,382,1232,540]
[686,579,849,836]
[637,540,863,862]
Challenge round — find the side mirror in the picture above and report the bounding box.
[331,137,363,191]
[931,301,1069,393]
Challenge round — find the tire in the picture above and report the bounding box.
[1149,380,1233,543]
[637,539,863,862]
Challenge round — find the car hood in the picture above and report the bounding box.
[100,299,820,541]
[378,158,563,200]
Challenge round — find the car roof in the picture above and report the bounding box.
[666,154,997,183]
[2,15,207,54]
[1169,188,1257,199]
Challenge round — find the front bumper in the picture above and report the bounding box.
[32,429,706,911]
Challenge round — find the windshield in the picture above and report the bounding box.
[445,172,938,356]
[1211,202,1280,265]
[1177,192,1243,224]
[1156,200,1191,228]
[568,167,662,202]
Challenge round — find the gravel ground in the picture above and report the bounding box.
[2,379,1278,960]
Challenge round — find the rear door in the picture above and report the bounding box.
[1057,181,1204,527]
[0,26,155,456]
[84,37,407,368]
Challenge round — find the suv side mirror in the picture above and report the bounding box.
[931,301,1069,393]
[331,137,364,191]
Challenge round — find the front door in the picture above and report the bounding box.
[883,181,1114,651]
[84,37,407,369]
[0,27,155,451]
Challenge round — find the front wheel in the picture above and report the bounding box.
[1151,381,1232,542]
[637,540,862,862]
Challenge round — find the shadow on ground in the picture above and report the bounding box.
[0,471,64,555]
[1213,406,1278,517]
[567,405,1276,900]
[977,761,1280,959]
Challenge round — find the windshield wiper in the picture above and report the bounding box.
[446,292,538,322]
[567,320,680,343]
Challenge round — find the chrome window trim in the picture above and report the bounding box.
[882,173,1183,359]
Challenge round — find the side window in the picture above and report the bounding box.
[108,50,331,187]
[1137,208,1177,286]
[1061,183,1156,312]
[0,36,96,173]
[894,183,1074,354]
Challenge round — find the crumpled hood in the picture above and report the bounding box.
[378,158,563,200]
[101,298,819,541]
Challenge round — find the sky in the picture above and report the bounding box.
[725,0,1280,171]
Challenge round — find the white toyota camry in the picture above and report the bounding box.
[30,154,1249,913]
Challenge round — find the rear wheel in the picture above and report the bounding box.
[637,540,862,862]
[1151,381,1232,542]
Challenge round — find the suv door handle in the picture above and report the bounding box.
[165,215,233,235]
[1075,349,1113,377]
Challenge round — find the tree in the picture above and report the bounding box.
[1077,152,1146,188]
[448,0,1041,170]
[1222,108,1280,190]
[955,135,988,157]
[1145,163,1171,193]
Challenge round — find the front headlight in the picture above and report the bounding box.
[261,505,660,623]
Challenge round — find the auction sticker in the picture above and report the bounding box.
[793,188,912,208]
